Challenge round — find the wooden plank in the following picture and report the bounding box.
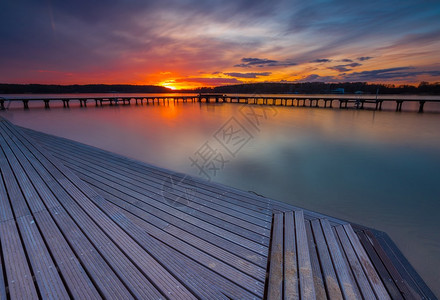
[33,210,101,299]
[27,129,274,220]
[49,206,134,299]
[17,215,70,299]
[371,229,435,299]
[0,126,60,210]
[38,137,271,228]
[104,193,266,280]
[334,225,377,299]
[56,184,186,300]
[91,177,267,268]
[102,182,267,266]
[0,220,39,299]
[0,143,32,219]
[98,188,265,297]
[3,122,166,299]
[295,210,316,299]
[364,230,416,299]
[356,230,403,299]
[33,137,271,235]
[331,226,362,299]
[102,200,243,300]
[83,192,262,299]
[0,237,5,300]
[149,234,256,300]
[0,170,14,222]
[284,211,299,300]
[6,122,201,299]
[305,219,327,299]
[0,128,46,214]
[311,219,342,299]
[344,225,390,299]
[105,195,267,289]
[46,150,269,243]
[267,213,283,299]
[61,159,267,255]
[2,126,105,296]
[29,134,270,265]
[320,218,358,299]
[1,129,71,298]
[1,124,134,299]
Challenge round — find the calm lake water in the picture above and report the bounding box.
[2,94,440,296]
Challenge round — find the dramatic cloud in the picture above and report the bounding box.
[343,67,440,81]
[358,56,373,61]
[311,59,332,63]
[224,72,271,78]
[234,57,297,68]
[296,67,440,83]
[329,63,362,72]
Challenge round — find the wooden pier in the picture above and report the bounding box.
[0,117,436,299]
[1,94,439,112]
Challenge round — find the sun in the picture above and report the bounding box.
[159,79,179,90]
[163,84,177,90]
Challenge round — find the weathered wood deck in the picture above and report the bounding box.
[0,117,435,299]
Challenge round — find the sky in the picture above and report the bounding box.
[1,0,440,89]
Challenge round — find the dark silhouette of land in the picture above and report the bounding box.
[0,84,172,94]
[192,82,440,95]
[1,82,439,94]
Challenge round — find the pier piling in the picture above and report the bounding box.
[419,101,425,113]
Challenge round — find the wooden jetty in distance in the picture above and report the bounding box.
[1,93,440,112]
[0,116,435,299]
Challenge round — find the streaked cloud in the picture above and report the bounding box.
[342,67,440,81]
[311,59,332,63]
[224,72,272,78]
[358,56,373,61]
[234,57,297,68]
[329,63,362,73]
[298,67,440,83]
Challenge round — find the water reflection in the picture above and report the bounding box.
[2,99,440,295]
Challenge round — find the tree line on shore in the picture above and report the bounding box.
[193,82,440,94]
[1,82,439,95]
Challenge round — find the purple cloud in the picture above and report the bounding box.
[224,72,271,78]
[234,57,296,68]
[329,62,362,72]
[343,67,440,81]
[357,56,373,61]
[311,58,332,63]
